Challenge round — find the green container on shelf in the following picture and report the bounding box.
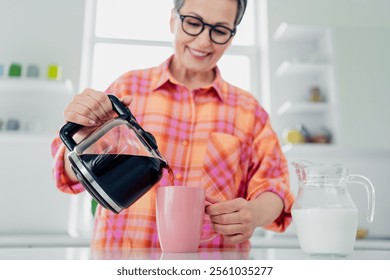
[9,63,22,77]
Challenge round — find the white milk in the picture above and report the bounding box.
[292,208,358,255]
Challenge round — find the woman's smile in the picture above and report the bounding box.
[187,46,210,59]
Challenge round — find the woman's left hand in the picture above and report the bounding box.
[206,192,284,244]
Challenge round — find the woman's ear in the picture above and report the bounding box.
[170,8,176,34]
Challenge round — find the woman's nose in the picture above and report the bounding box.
[195,28,213,47]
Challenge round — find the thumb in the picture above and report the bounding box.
[205,195,222,205]
[121,95,133,107]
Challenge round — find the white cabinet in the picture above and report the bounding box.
[0,79,74,136]
[269,22,340,146]
[0,79,79,237]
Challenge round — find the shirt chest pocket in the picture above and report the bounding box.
[201,132,243,200]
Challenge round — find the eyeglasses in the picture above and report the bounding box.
[177,13,236,45]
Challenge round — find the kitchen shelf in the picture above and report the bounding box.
[0,132,57,142]
[282,143,337,153]
[0,79,73,135]
[273,22,327,42]
[277,101,329,116]
[275,61,330,77]
[269,22,339,145]
[0,79,73,97]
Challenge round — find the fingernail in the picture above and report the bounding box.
[88,120,96,125]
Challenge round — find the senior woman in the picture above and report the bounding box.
[51,0,294,249]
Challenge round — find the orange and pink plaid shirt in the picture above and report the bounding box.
[51,56,294,249]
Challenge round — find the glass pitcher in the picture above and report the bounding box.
[291,160,375,256]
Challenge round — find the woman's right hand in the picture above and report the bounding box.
[64,88,132,127]
[62,89,132,182]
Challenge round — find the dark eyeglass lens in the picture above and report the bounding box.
[211,26,231,43]
[182,17,203,35]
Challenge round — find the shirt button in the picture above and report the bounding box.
[182,140,188,147]
[175,173,182,180]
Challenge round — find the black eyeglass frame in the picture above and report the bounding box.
[177,13,236,45]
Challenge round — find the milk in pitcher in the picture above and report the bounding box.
[292,208,358,255]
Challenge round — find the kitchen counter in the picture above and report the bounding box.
[1,246,390,260]
[0,234,90,248]
[1,234,389,260]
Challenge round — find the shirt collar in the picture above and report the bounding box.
[151,55,227,102]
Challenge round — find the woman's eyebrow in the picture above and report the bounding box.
[183,11,232,27]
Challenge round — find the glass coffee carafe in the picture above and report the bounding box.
[60,94,168,214]
[291,160,375,256]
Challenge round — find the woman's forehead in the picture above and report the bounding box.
[180,0,237,25]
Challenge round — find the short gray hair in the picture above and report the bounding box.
[173,0,247,26]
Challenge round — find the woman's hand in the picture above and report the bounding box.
[206,192,284,244]
[64,88,132,127]
[62,88,132,182]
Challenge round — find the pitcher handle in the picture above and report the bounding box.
[347,174,376,223]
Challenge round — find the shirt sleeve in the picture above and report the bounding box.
[246,109,295,232]
[51,136,85,194]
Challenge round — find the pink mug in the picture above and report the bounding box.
[156,186,216,252]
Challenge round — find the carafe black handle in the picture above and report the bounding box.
[59,94,132,151]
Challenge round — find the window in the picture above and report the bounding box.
[80,0,259,98]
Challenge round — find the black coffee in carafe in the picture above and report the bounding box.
[80,154,165,210]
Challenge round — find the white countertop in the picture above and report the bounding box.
[0,235,389,260]
[0,246,389,260]
[0,234,90,248]
[251,235,390,250]
[2,234,389,249]
[0,232,389,260]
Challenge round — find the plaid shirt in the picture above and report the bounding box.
[51,56,294,249]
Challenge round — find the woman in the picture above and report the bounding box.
[51,0,294,249]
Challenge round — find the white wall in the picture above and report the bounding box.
[1,0,388,149]
[267,0,390,149]
[0,0,85,89]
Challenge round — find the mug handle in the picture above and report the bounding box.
[200,201,217,243]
